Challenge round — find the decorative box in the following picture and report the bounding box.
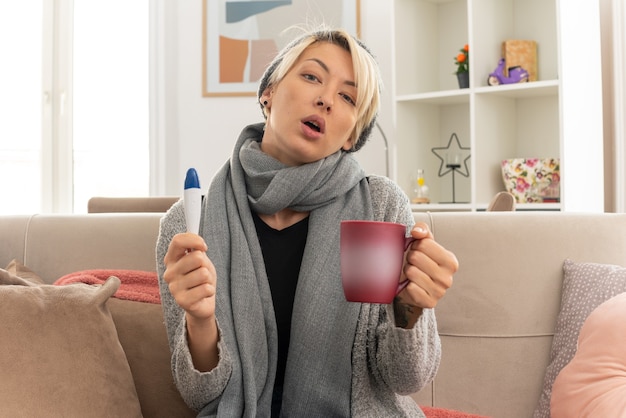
[501,158,560,203]
[502,40,538,81]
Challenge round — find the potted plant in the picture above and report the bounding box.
[454,44,469,89]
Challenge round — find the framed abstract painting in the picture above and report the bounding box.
[202,0,360,97]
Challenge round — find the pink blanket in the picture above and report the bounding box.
[421,406,490,418]
[55,269,160,304]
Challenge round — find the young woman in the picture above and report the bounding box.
[157,27,458,417]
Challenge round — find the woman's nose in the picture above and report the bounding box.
[315,95,332,112]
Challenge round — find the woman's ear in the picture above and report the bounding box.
[341,137,355,151]
[260,87,273,109]
[341,129,357,151]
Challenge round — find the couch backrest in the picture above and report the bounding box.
[411,211,626,417]
[87,196,179,213]
[0,213,164,283]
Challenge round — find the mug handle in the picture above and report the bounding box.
[395,237,418,295]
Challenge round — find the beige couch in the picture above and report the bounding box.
[2,211,626,417]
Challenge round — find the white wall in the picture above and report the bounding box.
[154,0,259,195]
[154,0,393,196]
[617,0,626,212]
[156,1,622,211]
[599,0,626,212]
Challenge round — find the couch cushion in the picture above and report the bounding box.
[4,259,44,284]
[0,270,142,417]
[550,292,626,417]
[534,259,626,418]
[107,297,196,417]
[3,261,195,417]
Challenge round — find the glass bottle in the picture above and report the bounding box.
[412,169,430,204]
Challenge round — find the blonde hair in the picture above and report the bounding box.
[257,27,382,152]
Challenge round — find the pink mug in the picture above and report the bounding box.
[340,220,415,304]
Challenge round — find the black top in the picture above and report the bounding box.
[252,212,309,416]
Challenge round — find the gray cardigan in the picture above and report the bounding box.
[156,175,441,417]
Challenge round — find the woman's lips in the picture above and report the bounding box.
[301,115,325,139]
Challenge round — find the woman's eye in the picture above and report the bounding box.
[303,73,319,82]
[341,93,356,106]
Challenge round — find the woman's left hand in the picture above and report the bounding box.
[394,222,458,327]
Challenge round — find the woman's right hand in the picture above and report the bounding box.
[163,233,220,371]
[163,233,216,321]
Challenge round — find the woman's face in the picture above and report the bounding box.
[259,42,358,166]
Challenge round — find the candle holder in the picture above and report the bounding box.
[431,133,471,203]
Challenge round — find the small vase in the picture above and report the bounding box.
[457,72,469,89]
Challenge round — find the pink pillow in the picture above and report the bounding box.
[550,292,626,417]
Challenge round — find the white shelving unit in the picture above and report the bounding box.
[389,0,604,212]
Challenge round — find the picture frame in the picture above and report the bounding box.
[202,0,360,97]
